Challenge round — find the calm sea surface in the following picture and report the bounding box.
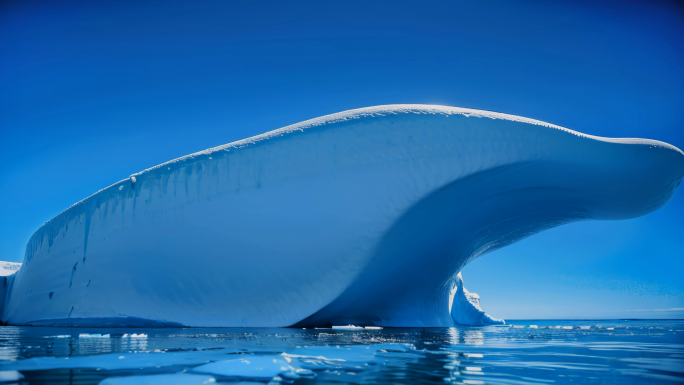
[0,320,682,384]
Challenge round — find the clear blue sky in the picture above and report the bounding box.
[1,0,682,319]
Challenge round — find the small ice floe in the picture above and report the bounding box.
[79,333,110,338]
[99,373,215,385]
[365,326,382,329]
[561,326,573,330]
[528,325,538,329]
[578,326,591,330]
[464,353,483,358]
[332,325,363,330]
[606,327,615,330]
[280,369,315,380]
[0,371,24,383]
[192,356,302,381]
[287,344,397,365]
[512,325,525,329]
[122,334,147,338]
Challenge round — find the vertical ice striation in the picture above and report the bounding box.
[0,262,21,321]
[1,105,682,327]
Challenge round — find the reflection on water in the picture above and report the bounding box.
[0,320,682,384]
[448,328,484,346]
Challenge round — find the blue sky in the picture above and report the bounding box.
[1,0,682,319]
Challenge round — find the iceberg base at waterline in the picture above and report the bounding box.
[1,105,682,327]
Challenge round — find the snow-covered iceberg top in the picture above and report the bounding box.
[2,105,683,327]
[0,262,21,277]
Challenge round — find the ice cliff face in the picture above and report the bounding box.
[0,262,21,321]
[2,105,683,327]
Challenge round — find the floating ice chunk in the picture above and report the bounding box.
[99,373,215,385]
[192,356,298,381]
[464,353,483,358]
[332,325,363,329]
[80,334,110,338]
[0,371,24,383]
[122,334,147,338]
[528,325,538,329]
[1,350,228,372]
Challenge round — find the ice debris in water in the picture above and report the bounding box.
[1,323,683,384]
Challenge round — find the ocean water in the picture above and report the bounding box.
[0,320,682,384]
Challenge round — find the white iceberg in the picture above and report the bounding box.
[1,105,682,327]
[450,273,503,325]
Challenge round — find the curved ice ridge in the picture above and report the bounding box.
[1,104,682,327]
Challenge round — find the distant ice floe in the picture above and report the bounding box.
[1,104,682,327]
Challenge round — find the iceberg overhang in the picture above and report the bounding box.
[2,105,682,327]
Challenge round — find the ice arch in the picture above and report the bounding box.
[2,105,682,327]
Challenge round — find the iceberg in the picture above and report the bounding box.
[450,273,503,326]
[1,105,682,327]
